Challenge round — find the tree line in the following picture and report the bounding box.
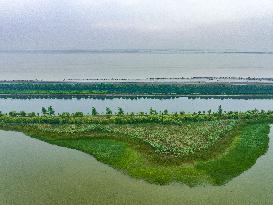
[2,105,223,117]
[0,106,272,125]
[1,82,273,95]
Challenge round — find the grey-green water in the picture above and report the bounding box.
[0,127,273,205]
[1,52,273,80]
[1,97,273,114]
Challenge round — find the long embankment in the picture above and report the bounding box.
[1,81,273,97]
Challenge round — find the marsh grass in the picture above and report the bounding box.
[197,123,270,185]
[0,119,270,186]
[22,120,237,158]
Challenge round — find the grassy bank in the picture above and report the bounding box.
[0,115,270,186]
[1,82,273,96]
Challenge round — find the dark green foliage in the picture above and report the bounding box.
[149,107,157,115]
[0,108,272,126]
[8,111,17,117]
[42,107,47,115]
[91,107,98,116]
[42,106,55,116]
[117,107,124,115]
[197,123,270,185]
[217,105,223,116]
[1,82,273,95]
[60,112,70,117]
[28,112,36,117]
[8,111,31,117]
[19,111,26,117]
[73,112,83,117]
[106,107,112,115]
[48,106,55,115]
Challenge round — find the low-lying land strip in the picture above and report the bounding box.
[1,82,273,97]
[0,110,271,186]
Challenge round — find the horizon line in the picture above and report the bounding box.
[0,49,272,54]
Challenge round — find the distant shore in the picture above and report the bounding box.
[1,93,273,99]
[1,80,273,97]
[1,76,273,84]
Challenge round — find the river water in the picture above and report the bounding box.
[0,51,273,80]
[1,50,273,204]
[0,127,273,205]
[0,97,273,114]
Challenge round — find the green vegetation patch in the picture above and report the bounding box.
[1,82,273,95]
[109,121,237,158]
[54,139,130,166]
[24,120,238,160]
[0,119,270,186]
[197,123,270,185]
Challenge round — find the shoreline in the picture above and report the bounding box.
[1,93,273,98]
[0,114,271,186]
[1,81,273,98]
[1,77,273,85]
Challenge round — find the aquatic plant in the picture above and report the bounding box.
[0,121,269,186]
[0,108,271,185]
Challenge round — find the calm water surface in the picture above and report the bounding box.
[0,52,272,80]
[0,127,273,205]
[0,97,273,114]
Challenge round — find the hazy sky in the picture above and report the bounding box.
[0,0,272,50]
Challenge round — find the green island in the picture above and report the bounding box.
[1,82,273,96]
[0,106,271,186]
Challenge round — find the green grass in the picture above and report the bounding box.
[1,82,273,96]
[0,121,270,186]
[197,123,270,185]
[32,120,238,159]
[51,138,211,186]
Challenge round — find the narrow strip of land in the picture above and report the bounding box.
[1,82,273,97]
